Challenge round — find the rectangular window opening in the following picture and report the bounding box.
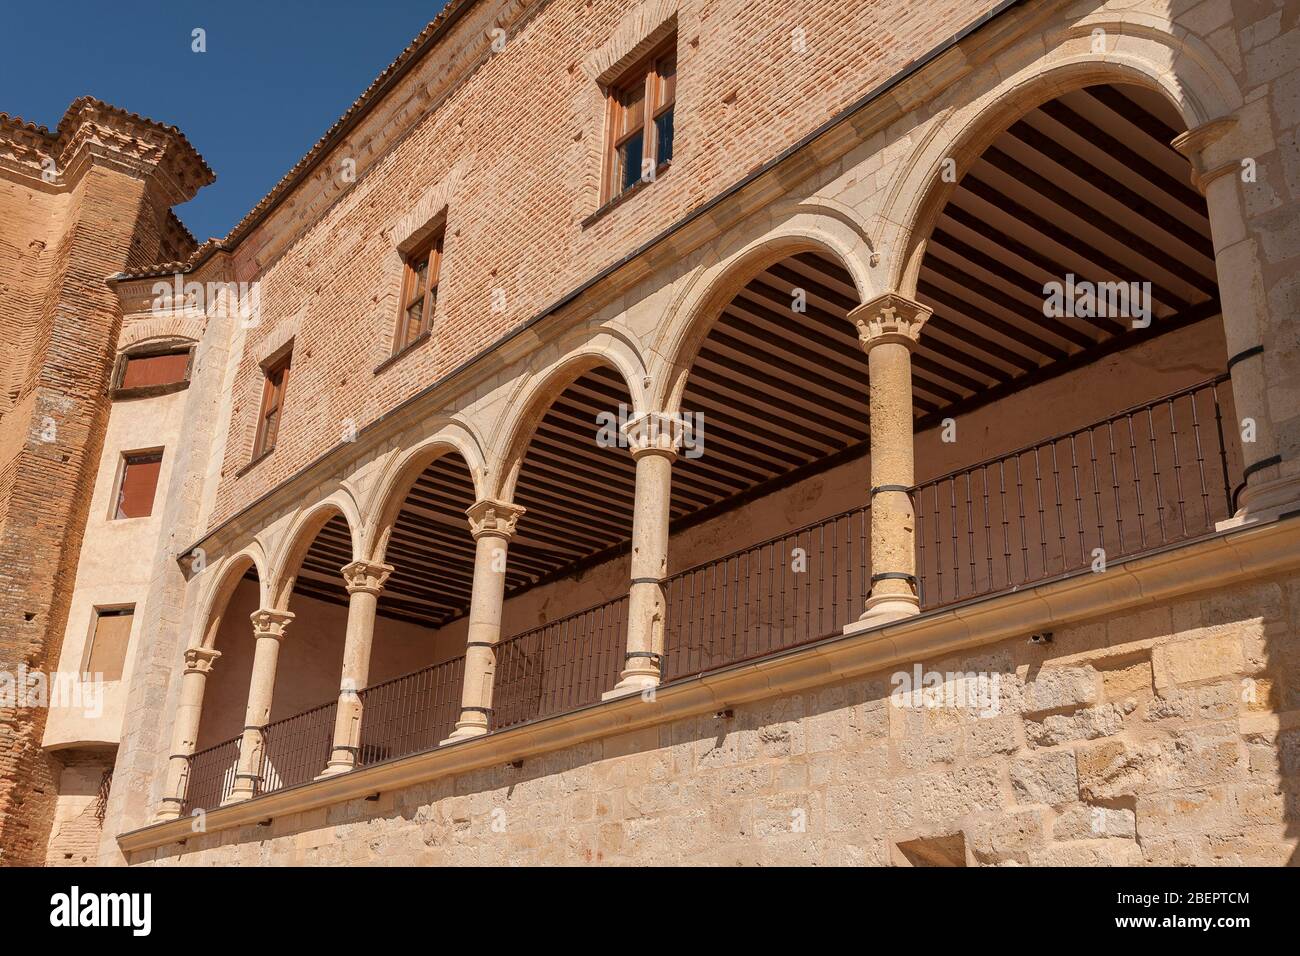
[113,450,163,520]
[118,349,191,392]
[252,351,292,460]
[602,37,677,205]
[395,231,443,355]
[86,606,134,682]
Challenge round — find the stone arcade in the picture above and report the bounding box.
[1,0,1297,866]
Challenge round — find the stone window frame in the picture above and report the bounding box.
[109,338,196,400]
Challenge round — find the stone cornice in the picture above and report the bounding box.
[120,513,1300,858]
[1171,117,1241,194]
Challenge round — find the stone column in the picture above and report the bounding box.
[441,499,525,743]
[605,412,680,698]
[223,608,293,805]
[318,560,393,776]
[846,293,932,633]
[1174,119,1300,524]
[153,645,221,822]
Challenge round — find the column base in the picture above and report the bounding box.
[439,721,488,746]
[153,799,184,823]
[602,672,659,700]
[315,756,356,779]
[844,597,920,636]
[221,778,258,806]
[1216,471,1300,530]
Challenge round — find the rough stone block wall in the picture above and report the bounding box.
[44,751,113,866]
[132,571,1300,866]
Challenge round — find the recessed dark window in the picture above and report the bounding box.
[114,451,163,520]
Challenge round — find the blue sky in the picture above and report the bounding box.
[0,0,448,241]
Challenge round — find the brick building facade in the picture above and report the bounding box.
[1,0,1297,866]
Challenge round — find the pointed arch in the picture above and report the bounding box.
[194,545,268,652]
[651,219,870,417]
[267,491,363,610]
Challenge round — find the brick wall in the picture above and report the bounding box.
[0,162,173,866]
[210,0,1003,524]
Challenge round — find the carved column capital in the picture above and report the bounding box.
[1171,117,1240,194]
[466,499,526,540]
[849,293,932,352]
[622,412,682,461]
[183,645,221,676]
[341,559,393,596]
[249,608,294,639]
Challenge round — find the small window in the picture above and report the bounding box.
[603,40,676,204]
[86,607,134,682]
[253,351,292,460]
[113,450,163,519]
[120,350,191,390]
[395,232,443,353]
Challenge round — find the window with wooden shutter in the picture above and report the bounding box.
[113,451,163,519]
[117,349,192,392]
[253,351,292,460]
[86,607,134,681]
[395,231,443,354]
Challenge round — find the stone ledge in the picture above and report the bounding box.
[117,512,1300,856]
